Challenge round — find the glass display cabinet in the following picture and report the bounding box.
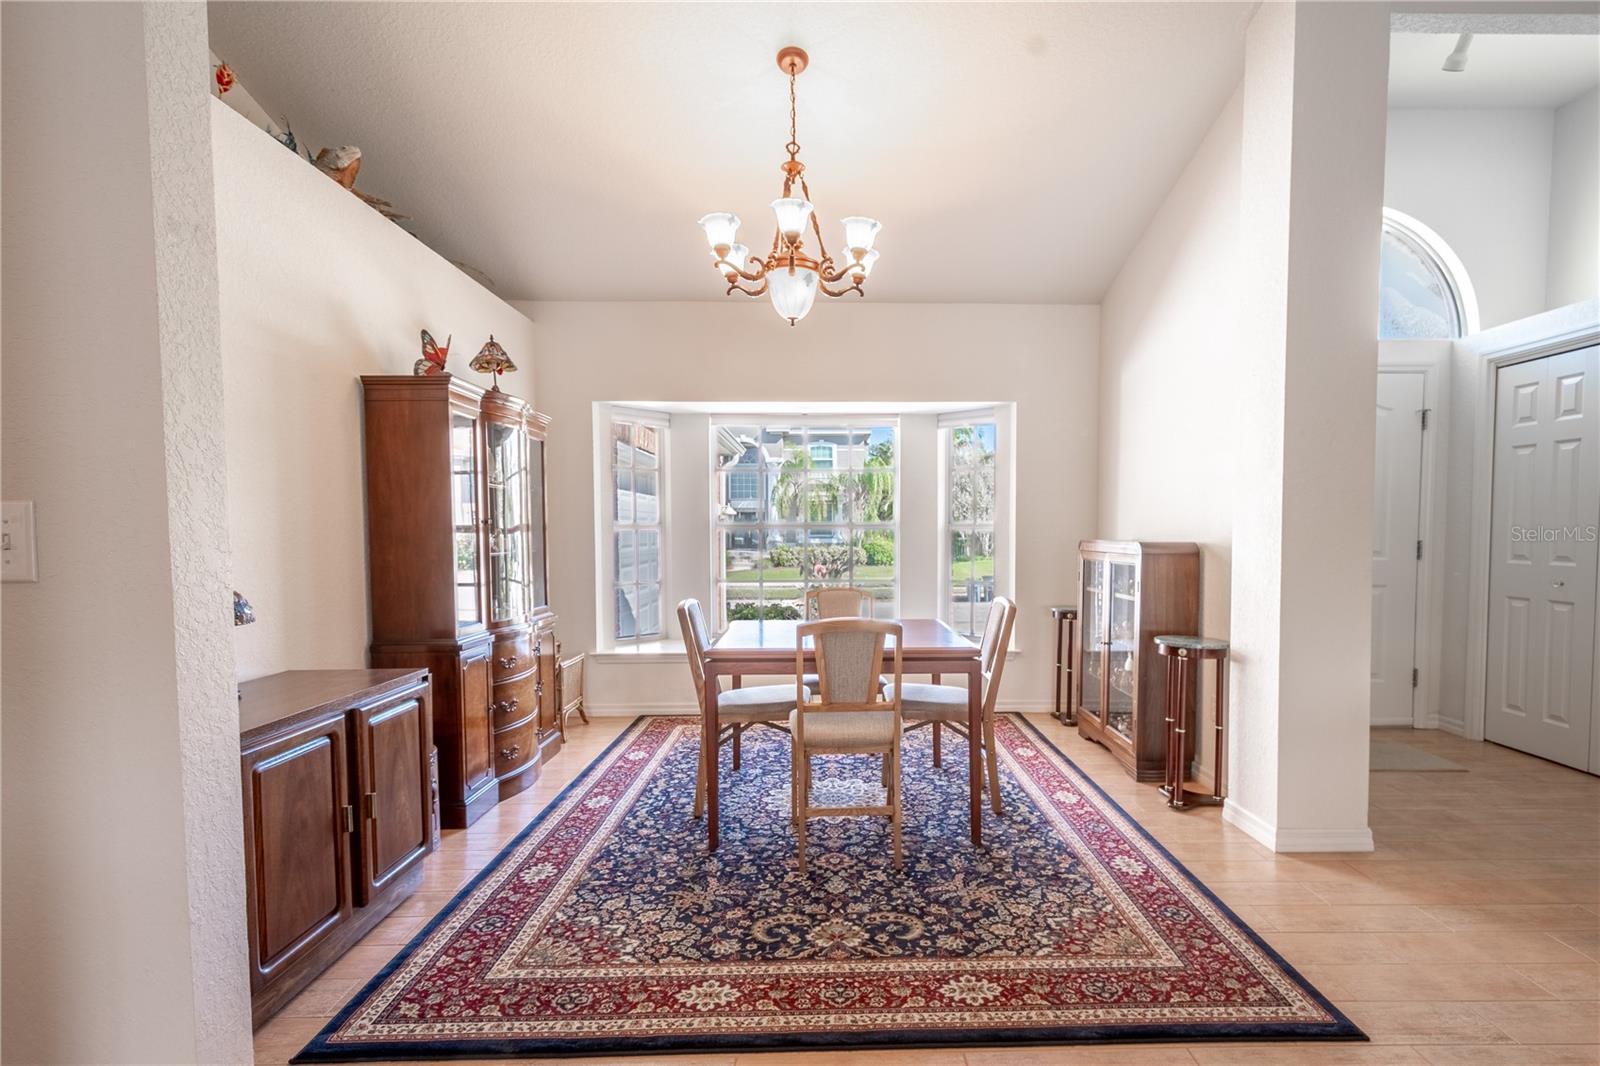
[362,375,559,827]
[1074,540,1200,781]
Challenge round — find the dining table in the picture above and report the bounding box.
[700,617,984,851]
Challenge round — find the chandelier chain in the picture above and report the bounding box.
[785,71,801,162]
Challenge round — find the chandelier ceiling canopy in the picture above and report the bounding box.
[698,46,881,326]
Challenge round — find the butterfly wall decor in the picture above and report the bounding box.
[413,329,451,376]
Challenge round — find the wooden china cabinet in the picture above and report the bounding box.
[1074,540,1200,781]
[362,375,560,828]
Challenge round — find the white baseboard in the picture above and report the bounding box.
[1371,715,1417,728]
[586,702,696,717]
[1433,717,1468,738]
[1222,801,1374,853]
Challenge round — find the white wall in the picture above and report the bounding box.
[1547,86,1599,310]
[1098,84,1242,784]
[1385,107,1555,329]
[516,301,1098,716]
[213,100,539,681]
[2,4,252,1061]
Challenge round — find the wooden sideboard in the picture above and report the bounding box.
[239,668,433,1027]
[362,375,561,827]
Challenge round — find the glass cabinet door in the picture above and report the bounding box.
[450,412,482,628]
[1078,558,1104,722]
[1106,560,1137,741]
[528,437,548,610]
[484,419,528,625]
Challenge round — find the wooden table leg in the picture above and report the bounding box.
[1064,616,1077,726]
[968,662,982,846]
[703,665,720,851]
[1163,655,1178,806]
[1213,655,1227,802]
[1052,616,1064,721]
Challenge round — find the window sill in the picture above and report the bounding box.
[591,639,688,664]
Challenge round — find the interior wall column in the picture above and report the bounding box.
[1226,0,1389,852]
[1,3,253,1060]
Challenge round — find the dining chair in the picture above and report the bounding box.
[804,586,874,620]
[802,586,875,688]
[890,597,1016,814]
[791,618,904,873]
[679,599,802,818]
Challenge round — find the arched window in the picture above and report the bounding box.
[1379,208,1478,340]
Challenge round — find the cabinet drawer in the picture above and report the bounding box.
[490,671,540,730]
[491,630,535,682]
[493,718,537,778]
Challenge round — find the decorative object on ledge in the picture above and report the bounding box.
[697,46,881,326]
[233,590,256,626]
[1049,605,1079,724]
[1155,635,1229,810]
[470,334,516,390]
[413,328,451,376]
[312,145,410,223]
[213,60,236,94]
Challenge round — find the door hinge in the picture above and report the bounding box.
[363,791,378,822]
[1411,667,1419,689]
[1420,408,1430,431]
[1416,540,1424,560]
[341,804,356,833]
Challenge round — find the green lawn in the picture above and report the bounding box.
[951,556,996,580]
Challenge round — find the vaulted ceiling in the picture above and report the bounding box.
[208,2,1255,303]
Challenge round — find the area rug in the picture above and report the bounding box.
[1371,740,1467,772]
[295,715,1362,1061]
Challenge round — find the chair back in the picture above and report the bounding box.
[678,599,712,714]
[795,618,903,713]
[979,597,1018,718]
[804,586,874,621]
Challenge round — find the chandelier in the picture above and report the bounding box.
[697,46,881,326]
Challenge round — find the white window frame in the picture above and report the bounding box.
[938,406,1015,641]
[710,415,901,633]
[598,405,670,649]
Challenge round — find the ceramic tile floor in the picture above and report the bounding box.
[255,717,1600,1066]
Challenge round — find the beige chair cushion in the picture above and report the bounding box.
[790,706,896,748]
[885,682,969,721]
[716,684,806,723]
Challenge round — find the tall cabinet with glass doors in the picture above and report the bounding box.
[362,375,558,828]
[1074,540,1200,781]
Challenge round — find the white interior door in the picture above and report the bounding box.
[1485,346,1599,771]
[1372,372,1426,727]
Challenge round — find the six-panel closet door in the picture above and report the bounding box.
[1485,346,1600,772]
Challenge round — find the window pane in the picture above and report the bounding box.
[1379,226,1461,340]
[615,585,638,640]
[950,466,975,523]
[805,473,849,523]
[615,467,633,522]
[635,584,662,637]
[614,530,635,582]
[633,423,660,469]
[634,469,659,524]
[720,470,762,522]
[854,467,894,523]
[857,582,897,620]
[636,529,660,584]
[612,422,634,467]
[722,529,761,587]
[802,532,853,583]
[857,529,895,582]
[975,454,996,523]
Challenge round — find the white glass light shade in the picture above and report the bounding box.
[768,265,819,325]
[840,216,881,255]
[846,248,880,280]
[697,212,741,252]
[770,198,814,241]
[716,243,751,277]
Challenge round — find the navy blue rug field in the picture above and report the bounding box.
[295,714,1362,1061]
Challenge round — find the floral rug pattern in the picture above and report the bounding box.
[296,716,1361,1061]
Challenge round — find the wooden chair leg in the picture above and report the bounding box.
[732,723,742,770]
[932,721,942,767]
[983,714,1003,814]
[880,750,890,788]
[889,742,904,870]
[796,753,809,873]
[576,697,589,724]
[694,735,707,819]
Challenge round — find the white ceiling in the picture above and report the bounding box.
[1388,33,1600,108]
[207,2,1254,303]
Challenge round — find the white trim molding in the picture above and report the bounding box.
[1223,801,1376,853]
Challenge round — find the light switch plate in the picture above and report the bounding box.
[2,500,38,582]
